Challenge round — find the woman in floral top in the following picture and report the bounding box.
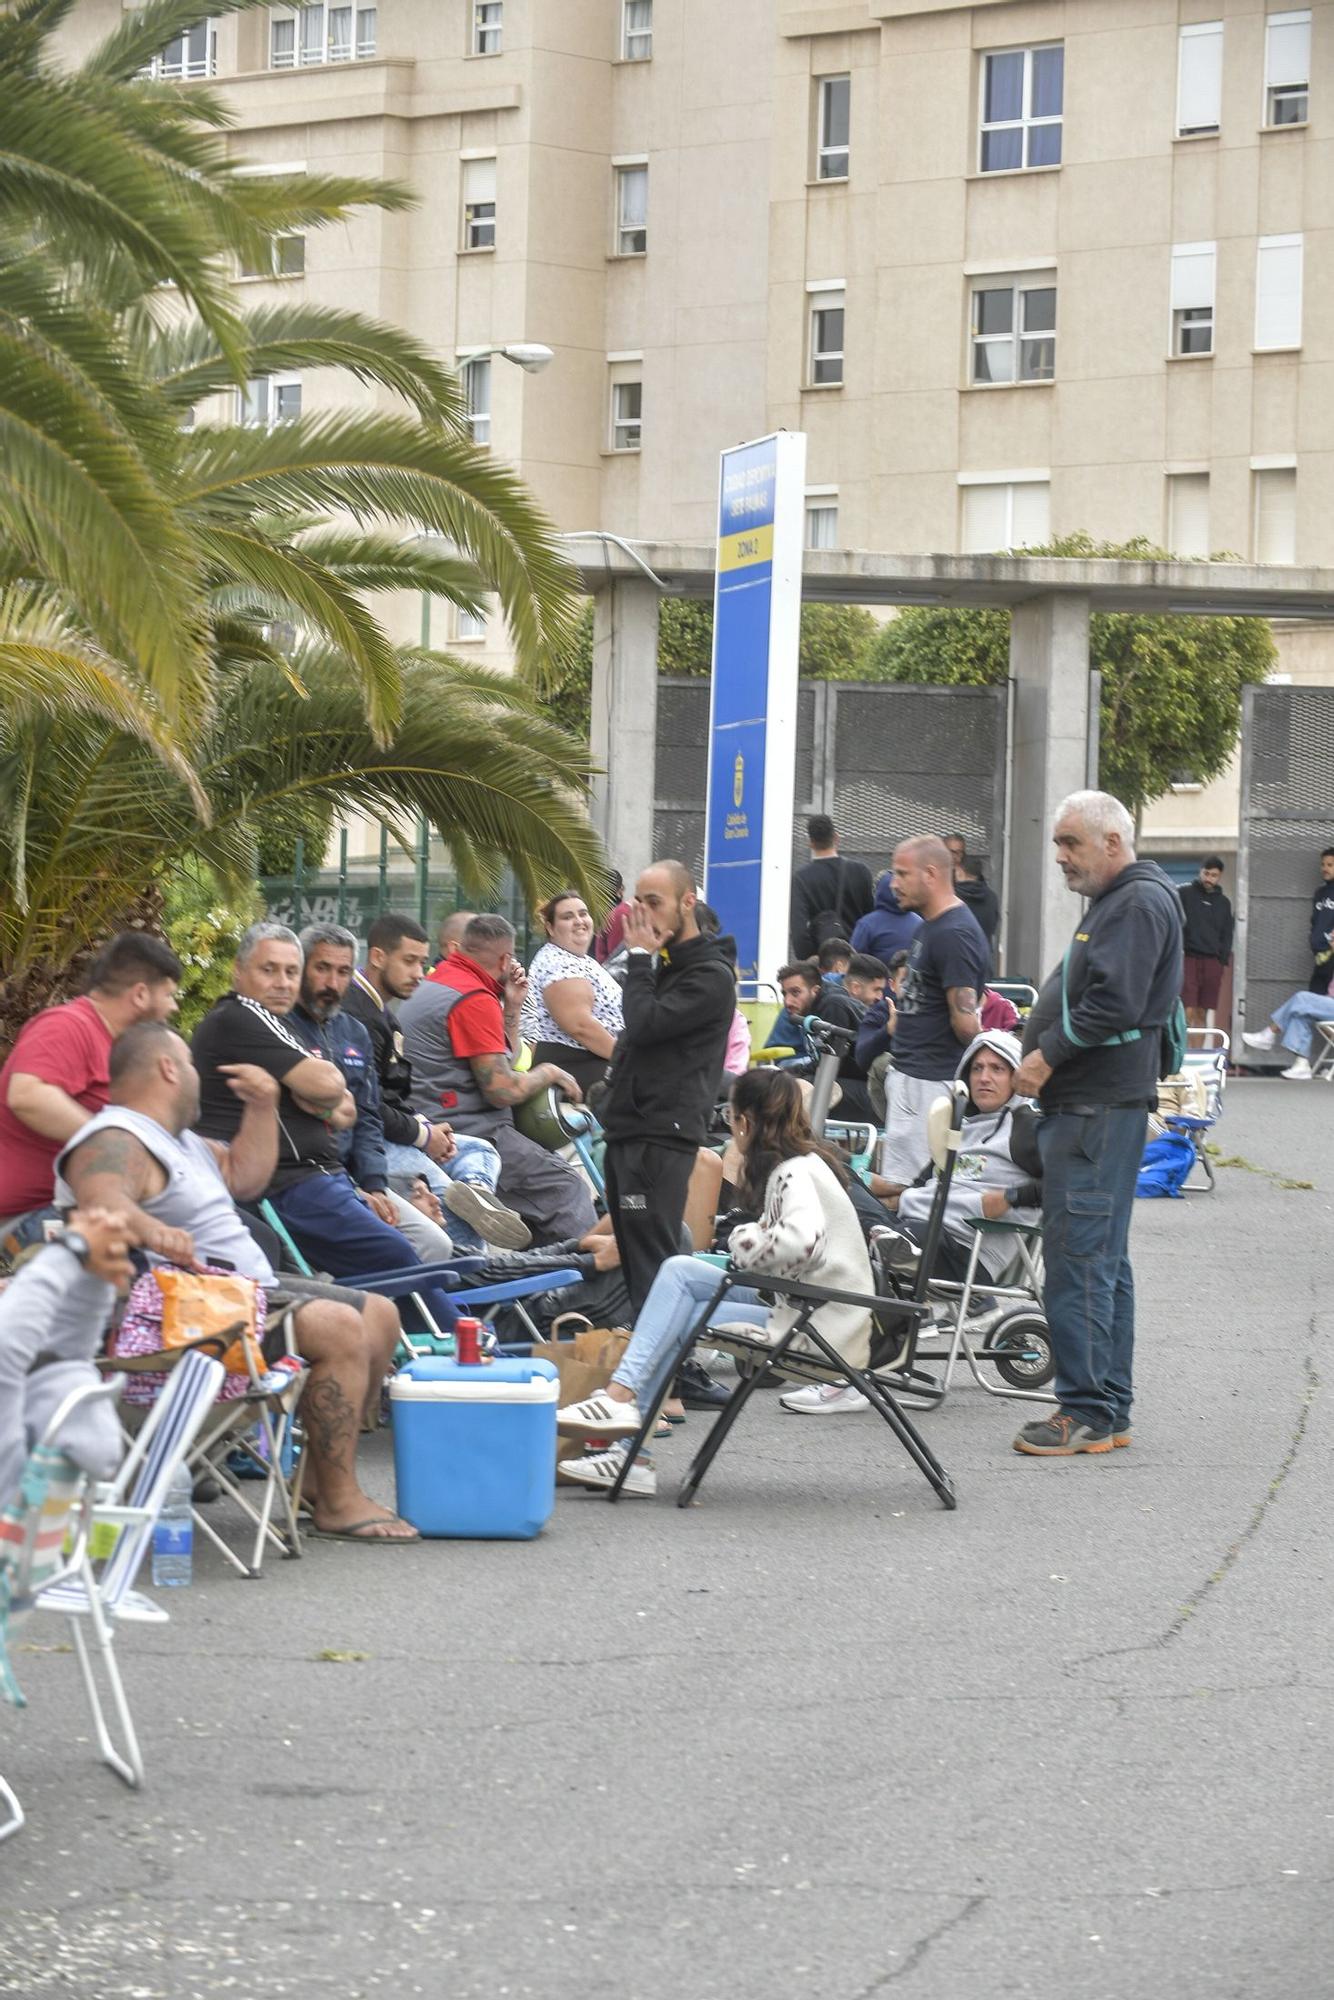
[521,891,625,1091]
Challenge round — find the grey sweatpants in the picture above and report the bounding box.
[0,1251,122,1510]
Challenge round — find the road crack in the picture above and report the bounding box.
[852,1894,987,1993]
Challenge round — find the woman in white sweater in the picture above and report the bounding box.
[556,1068,873,1495]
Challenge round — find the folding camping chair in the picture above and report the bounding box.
[599,1084,975,1513]
[1162,1026,1230,1192]
[903,1216,1055,1405]
[2,1354,224,1839]
[1310,1020,1334,1082]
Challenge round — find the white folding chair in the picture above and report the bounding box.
[37,1350,224,1793]
[1312,1021,1334,1082]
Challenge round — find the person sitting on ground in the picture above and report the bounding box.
[190,923,462,1328]
[1242,986,1334,1080]
[343,913,528,1251]
[811,952,890,1124]
[58,1022,417,1541]
[0,933,183,1240]
[399,914,596,1244]
[944,835,1001,950]
[816,937,853,984]
[850,872,923,966]
[0,1207,134,1510]
[520,890,625,1094]
[790,815,875,960]
[554,1068,874,1496]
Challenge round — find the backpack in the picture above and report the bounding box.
[805,858,847,955]
[1136,1129,1195,1199]
[1060,944,1188,1083]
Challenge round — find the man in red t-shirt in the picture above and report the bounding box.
[0,933,182,1229]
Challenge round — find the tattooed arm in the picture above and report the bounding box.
[468,1051,582,1109]
[61,1127,197,1268]
[946,984,983,1047]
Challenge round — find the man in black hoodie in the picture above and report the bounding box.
[1012,791,1182,1459]
[600,861,736,1329]
[1177,856,1233,1028]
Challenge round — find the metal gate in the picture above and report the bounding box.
[1236,683,1334,1034]
[654,677,1008,898]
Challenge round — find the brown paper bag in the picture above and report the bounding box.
[534,1318,633,1483]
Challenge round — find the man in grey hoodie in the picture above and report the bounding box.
[1011,791,1183,1458]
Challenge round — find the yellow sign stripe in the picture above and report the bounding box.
[717,521,774,573]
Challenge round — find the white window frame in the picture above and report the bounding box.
[1176,22,1223,136]
[238,374,303,429]
[969,273,1056,385]
[1166,472,1211,559]
[622,0,652,61]
[613,163,648,256]
[239,233,306,280]
[815,74,850,180]
[978,44,1064,174]
[1170,242,1216,357]
[460,356,491,445]
[609,377,643,453]
[804,492,839,550]
[148,18,216,78]
[270,5,377,69]
[1254,233,1303,350]
[1264,10,1310,126]
[1252,465,1297,563]
[958,473,1051,553]
[807,283,845,388]
[454,600,489,641]
[461,156,497,252]
[471,2,502,55]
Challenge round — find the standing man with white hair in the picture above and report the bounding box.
[1011,791,1183,1458]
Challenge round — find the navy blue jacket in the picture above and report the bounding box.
[290,1004,389,1193]
[850,874,923,964]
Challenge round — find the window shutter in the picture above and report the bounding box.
[1265,11,1310,88]
[1171,242,1216,312]
[1254,469,1296,564]
[1255,235,1303,348]
[1176,23,1223,132]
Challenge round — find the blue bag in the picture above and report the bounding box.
[1136,1129,1195,1200]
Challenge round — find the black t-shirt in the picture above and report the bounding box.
[191,994,337,1192]
[891,903,990,1080]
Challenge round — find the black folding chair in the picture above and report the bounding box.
[603,1083,972,1512]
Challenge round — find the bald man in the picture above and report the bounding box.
[598,861,736,1325]
[880,835,989,1184]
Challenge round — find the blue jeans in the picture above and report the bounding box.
[1038,1107,1148,1433]
[612,1256,767,1412]
[1272,991,1334,1058]
[383,1136,502,1252]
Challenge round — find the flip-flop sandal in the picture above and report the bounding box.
[653,1417,673,1439]
[661,1411,687,1426]
[310,1516,420,1544]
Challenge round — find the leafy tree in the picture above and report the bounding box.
[863,534,1275,812]
[162,862,261,1037]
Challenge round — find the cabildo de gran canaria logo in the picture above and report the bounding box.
[725,751,750,842]
[733,753,745,809]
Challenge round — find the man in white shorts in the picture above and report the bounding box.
[879,836,989,1186]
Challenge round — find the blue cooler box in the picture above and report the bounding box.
[390,1357,559,1539]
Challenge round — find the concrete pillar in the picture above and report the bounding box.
[1006,594,1091,983]
[589,579,661,882]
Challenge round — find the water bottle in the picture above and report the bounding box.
[152,1461,194,1587]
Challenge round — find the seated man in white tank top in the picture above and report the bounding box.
[56,1021,418,1545]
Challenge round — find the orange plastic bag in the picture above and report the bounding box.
[153,1269,263,1380]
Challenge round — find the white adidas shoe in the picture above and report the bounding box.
[556,1391,642,1441]
[558,1445,656,1497]
[779,1382,870,1415]
[1242,1027,1277,1051]
[1282,1057,1313,1080]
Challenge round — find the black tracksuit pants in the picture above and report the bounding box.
[603,1138,697,1318]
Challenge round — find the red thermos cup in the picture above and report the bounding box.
[454,1316,483,1366]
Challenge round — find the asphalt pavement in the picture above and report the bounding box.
[1,1080,1331,2000]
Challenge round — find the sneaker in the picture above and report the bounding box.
[441,1180,531,1250]
[1013,1411,1113,1456]
[1281,1057,1313,1080]
[678,1358,731,1409]
[1112,1428,1131,1448]
[556,1391,642,1441]
[1242,1027,1276,1051]
[780,1381,870,1415]
[558,1446,656,1497]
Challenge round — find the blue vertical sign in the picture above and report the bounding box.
[703,433,806,985]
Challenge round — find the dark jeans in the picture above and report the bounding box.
[1038,1107,1148,1432]
[268,1170,460,1327]
[604,1139,696,1318]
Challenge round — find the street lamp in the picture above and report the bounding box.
[461,342,555,373]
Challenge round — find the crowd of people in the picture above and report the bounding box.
[0,789,1208,1556]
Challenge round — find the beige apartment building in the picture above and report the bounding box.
[65,0,1334,858]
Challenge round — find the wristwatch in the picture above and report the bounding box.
[53,1227,92,1268]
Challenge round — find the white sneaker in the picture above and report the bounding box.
[1282,1057,1313,1080]
[441,1180,531,1250]
[779,1381,870,1415]
[1242,1027,1276,1051]
[556,1391,642,1441]
[558,1446,656,1497]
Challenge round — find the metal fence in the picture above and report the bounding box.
[1236,683,1334,1035]
[654,675,1009,898]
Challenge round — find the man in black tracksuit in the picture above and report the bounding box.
[1012,793,1183,1458]
[599,860,735,1334]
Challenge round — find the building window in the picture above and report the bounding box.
[461,158,497,250]
[815,75,850,179]
[462,357,491,445]
[1264,10,1310,125]
[1255,233,1302,348]
[970,275,1056,384]
[808,288,845,386]
[455,602,488,640]
[1253,467,1296,562]
[615,165,648,255]
[1176,22,1223,135]
[622,0,652,61]
[1166,473,1210,558]
[805,497,838,550]
[270,5,377,68]
[960,478,1050,553]
[1171,242,1216,355]
[148,21,216,78]
[979,45,1063,172]
[239,375,303,428]
[472,2,502,55]
[610,379,642,452]
[240,233,306,279]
